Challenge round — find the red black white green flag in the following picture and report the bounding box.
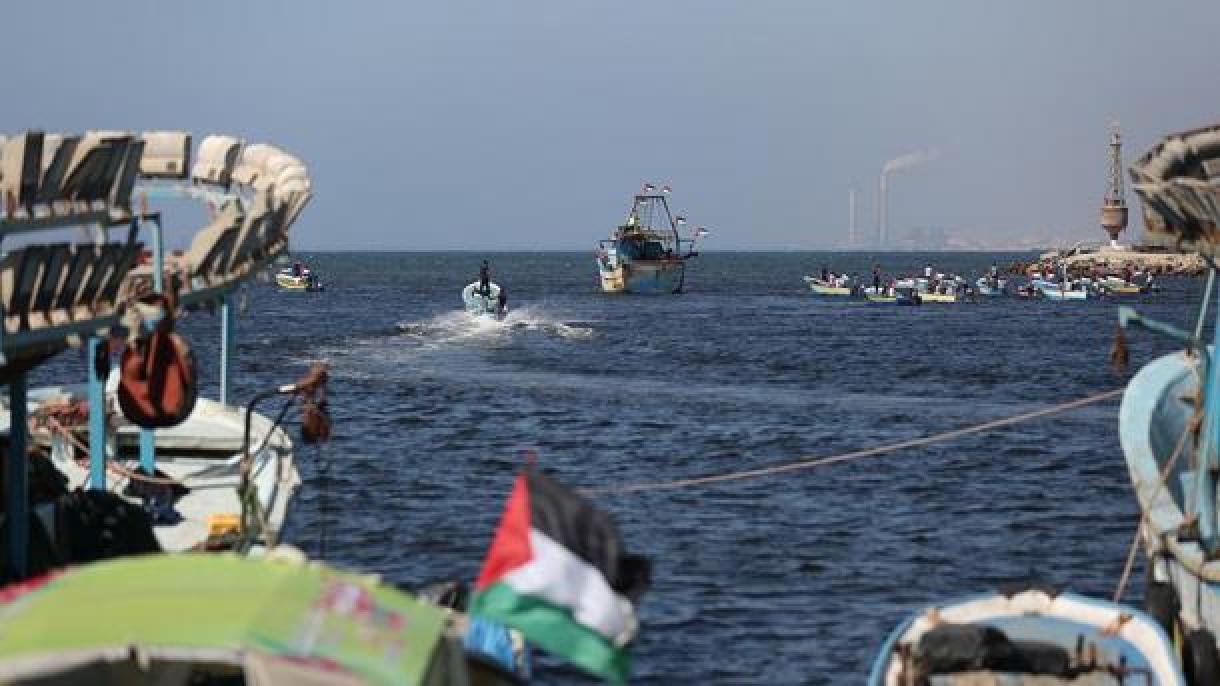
[470,468,650,683]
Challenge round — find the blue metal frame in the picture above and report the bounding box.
[220,293,236,406]
[87,336,107,491]
[138,213,164,474]
[5,375,28,579]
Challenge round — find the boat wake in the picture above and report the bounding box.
[394,304,594,345]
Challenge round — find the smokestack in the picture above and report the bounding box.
[878,149,938,249]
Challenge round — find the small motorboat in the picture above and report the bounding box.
[919,291,958,304]
[975,277,1007,297]
[803,275,855,296]
[462,281,507,319]
[276,261,324,291]
[865,287,921,306]
[869,587,1185,685]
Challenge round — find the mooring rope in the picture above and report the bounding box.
[582,387,1125,496]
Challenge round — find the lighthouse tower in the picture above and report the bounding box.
[1100,121,1129,248]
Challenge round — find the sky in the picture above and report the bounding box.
[4,0,1219,250]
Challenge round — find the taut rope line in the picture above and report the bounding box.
[583,388,1125,496]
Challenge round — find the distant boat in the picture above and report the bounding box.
[865,287,920,305]
[869,587,1184,685]
[597,187,700,294]
[919,292,958,304]
[802,275,855,296]
[975,277,1007,297]
[276,261,324,291]
[1033,279,1088,301]
[462,281,506,319]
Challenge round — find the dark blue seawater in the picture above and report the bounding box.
[30,251,1205,683]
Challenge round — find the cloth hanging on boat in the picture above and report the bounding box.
[117,293,198,428]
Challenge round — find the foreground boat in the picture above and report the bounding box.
[1116,123,1220,684]
[1,129,315,583]
[597,185,702,294]
[0,552,528,685]
[869,588,1184,685]
[1,390,298,552]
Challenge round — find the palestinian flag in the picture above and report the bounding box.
[471,468,650,684]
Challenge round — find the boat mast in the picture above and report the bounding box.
[659,194,679,248]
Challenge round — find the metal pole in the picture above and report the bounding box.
[150,214,164,293]
[220,294,236,406]
[139,213,163,474]
[1195,268,1215,341]
[6,374,28,579]
[87,336,107,490]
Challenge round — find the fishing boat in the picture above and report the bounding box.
[2,380,302,553]
[462,280,507,319]
[865,287,921,305]
[919,291,958,304]
[803,275,855,296]
[1115,123,1220,684]
[975,277,1007,297]
[1032,279,1089,301]
[0,129,316,580]
[0,552,530,685]
[869,588,1184,685]
[275,261,323,291]
[597,185,702,294]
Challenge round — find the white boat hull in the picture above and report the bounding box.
[5,389,298,553]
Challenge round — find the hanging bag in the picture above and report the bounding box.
[118,293,198,428]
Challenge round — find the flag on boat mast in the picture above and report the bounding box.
[471,467,651,684]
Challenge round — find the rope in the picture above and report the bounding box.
[582,388,1125,496]
[45,419,183,486]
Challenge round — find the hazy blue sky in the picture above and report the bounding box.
[5,1,1219,249]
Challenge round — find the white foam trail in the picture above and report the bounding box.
[394,304,595,346]
[882,149,939,175]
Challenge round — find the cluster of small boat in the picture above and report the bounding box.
[804,268,1154,304]
[867,124,1220,685]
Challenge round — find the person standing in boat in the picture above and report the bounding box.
[872,265,882,294]
[496,286,508,317]
[478,260,491,297]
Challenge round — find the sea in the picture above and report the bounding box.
[29,251,1206,684]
